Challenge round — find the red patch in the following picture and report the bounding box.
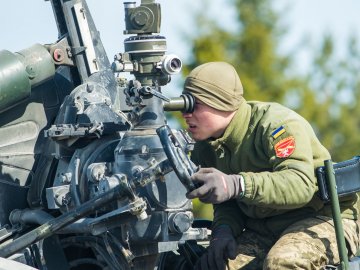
[274,136,296,158]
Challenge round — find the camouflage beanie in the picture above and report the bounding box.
[183,62,243,111]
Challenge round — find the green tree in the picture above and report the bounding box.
[184,0,301,102]
[300,35,360,161]
[179,0,360,219]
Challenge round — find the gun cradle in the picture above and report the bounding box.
[0,0,207,269]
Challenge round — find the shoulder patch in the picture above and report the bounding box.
[274,136,295,158]
[271,126,286,139]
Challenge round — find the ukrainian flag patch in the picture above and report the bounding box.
[272,126,286,139]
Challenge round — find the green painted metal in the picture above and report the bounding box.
[0,44,55,113]
[325,159,349,270]
[0,50,31,112]
[17,44,55,87]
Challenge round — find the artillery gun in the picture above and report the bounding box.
[2,1,360,270]
[0,0,207,269]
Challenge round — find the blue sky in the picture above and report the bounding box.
[1,0,360,96]
[1,1,359,57]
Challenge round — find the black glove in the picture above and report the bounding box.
[186,167,242,204]
[195,225,237,270]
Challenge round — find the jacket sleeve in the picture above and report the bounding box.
[212,200,246,237]
[239,117,330,209]
[191,142,246,236]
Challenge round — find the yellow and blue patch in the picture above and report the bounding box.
[271,126,286,139]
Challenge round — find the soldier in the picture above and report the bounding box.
[182,62,359,270]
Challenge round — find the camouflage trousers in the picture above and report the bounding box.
[227,216,359,270]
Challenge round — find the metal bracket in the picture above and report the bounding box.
[44,122,131,140]
[46,37,75,66]
[73,2,99,74]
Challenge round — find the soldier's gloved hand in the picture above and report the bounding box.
[186,167,242,204]
[195,225,237,270]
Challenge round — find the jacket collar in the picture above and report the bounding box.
[209,100,252,150]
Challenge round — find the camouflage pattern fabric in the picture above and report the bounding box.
[226,216,359,270]
[226,229,273,269]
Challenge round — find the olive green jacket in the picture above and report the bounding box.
[191,101,358,237]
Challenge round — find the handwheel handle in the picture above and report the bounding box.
[156,125,198,192]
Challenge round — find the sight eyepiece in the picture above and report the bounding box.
[163,93,195,113]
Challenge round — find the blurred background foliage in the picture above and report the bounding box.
[176,0,360,220]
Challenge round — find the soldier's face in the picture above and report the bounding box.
[182,99,235,141]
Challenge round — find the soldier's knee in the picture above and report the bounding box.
[263,251,294,270]
[263,247,324,270]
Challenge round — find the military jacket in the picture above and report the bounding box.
[191,101,358,237]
